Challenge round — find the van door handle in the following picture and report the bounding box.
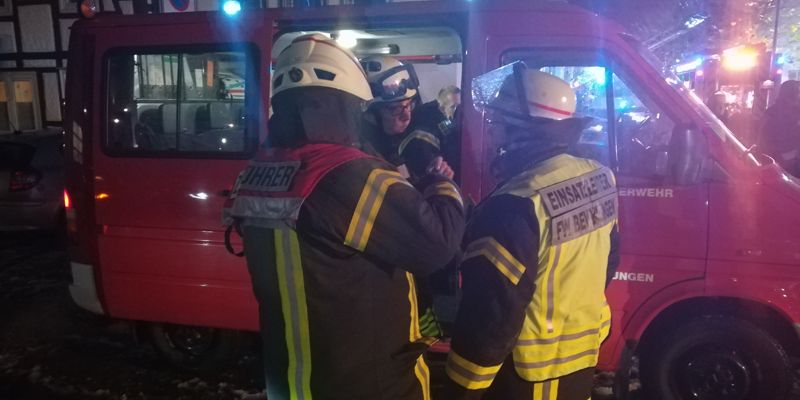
[218,189,231,197]
[737,249,763,257]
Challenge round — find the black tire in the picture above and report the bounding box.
[640,316,792,400]
[148,323,242,373]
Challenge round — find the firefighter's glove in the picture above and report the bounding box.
[419,307,443,338]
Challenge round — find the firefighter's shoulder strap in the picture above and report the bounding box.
[222,143,373,256]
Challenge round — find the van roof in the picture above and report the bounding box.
[72,1,622,38]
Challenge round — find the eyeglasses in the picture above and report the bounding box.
[384,101,415,117]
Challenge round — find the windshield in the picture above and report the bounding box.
[620,34,759,165]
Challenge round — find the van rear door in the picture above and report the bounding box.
[87,13,271,330]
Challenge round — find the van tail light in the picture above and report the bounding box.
[64,189,78,240]
[9,168,41,191]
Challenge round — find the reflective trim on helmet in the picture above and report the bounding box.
[528,100,572,117]
[369,64,420,101]
[291,35,367,80]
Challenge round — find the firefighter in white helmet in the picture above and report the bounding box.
[445,62,620,400]
[360,56,453,181]
[223,34,465,400]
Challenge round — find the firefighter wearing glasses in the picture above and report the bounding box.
[361,56,451,182]
[223,34,465,400]
[445,63,620,400]
[360,55,457,339]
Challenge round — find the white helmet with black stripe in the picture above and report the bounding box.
[272,33,373,101]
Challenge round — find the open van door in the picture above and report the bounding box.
[67,12,272,370]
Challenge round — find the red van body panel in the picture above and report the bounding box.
[65,0,800,376]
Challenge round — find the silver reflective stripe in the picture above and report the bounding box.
[414,356,431,400]
[517,326,601,346]
[344,170,410,251]
[542,380,552,400]
[546,245,561,333]
[514,348,598,369]
[446,361,497,383]
[398,130,440,155]
[228,196,304,222]
[349,172,393,247]
[463,237,526,284]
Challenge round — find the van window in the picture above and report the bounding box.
[505,50,676,184]
[106,47,255,156]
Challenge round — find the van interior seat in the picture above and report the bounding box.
[209,102,233,130]
[136,103,162,132]
[180,102,207,135]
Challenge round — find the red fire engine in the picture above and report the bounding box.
[64,2,800,398]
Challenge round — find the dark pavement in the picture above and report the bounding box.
[0,232,623,400]
[0,233,265,399]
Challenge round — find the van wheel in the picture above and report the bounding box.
[148,323,241,373]
[640,316,791,400]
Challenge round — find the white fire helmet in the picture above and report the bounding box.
[472,61,577,126]
[360,56,419,104]
[272,33,373,102]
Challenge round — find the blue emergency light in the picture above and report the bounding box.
[223,0,241,16]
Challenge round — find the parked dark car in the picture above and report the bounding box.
[0,131,65,232]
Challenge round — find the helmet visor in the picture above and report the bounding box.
[472,61,529,120]
[365,64,420,101]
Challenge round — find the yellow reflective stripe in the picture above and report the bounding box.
[414,355,431,400]
[274,229,312,400]
[463,237,526,285]
[398,130,440,155]
[445,351,502,390]
[423,181,464,208]
[345,169,410,251]
[550,378,559,400]
[533,379,558,400]
[533,381,543,400]
[406,272,422,342]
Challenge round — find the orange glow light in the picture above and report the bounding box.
[722,46,758,71]
[63,190,72,209]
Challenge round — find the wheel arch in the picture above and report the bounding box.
[636,296,800,358]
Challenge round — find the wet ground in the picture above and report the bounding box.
[0,232,624,399]
[0,233,266,399]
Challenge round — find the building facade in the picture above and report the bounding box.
[0,0,415,134]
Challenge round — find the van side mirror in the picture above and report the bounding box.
[668,124,708,185]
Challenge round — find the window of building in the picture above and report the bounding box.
[106,46,257,157]
[0,72,41,134]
